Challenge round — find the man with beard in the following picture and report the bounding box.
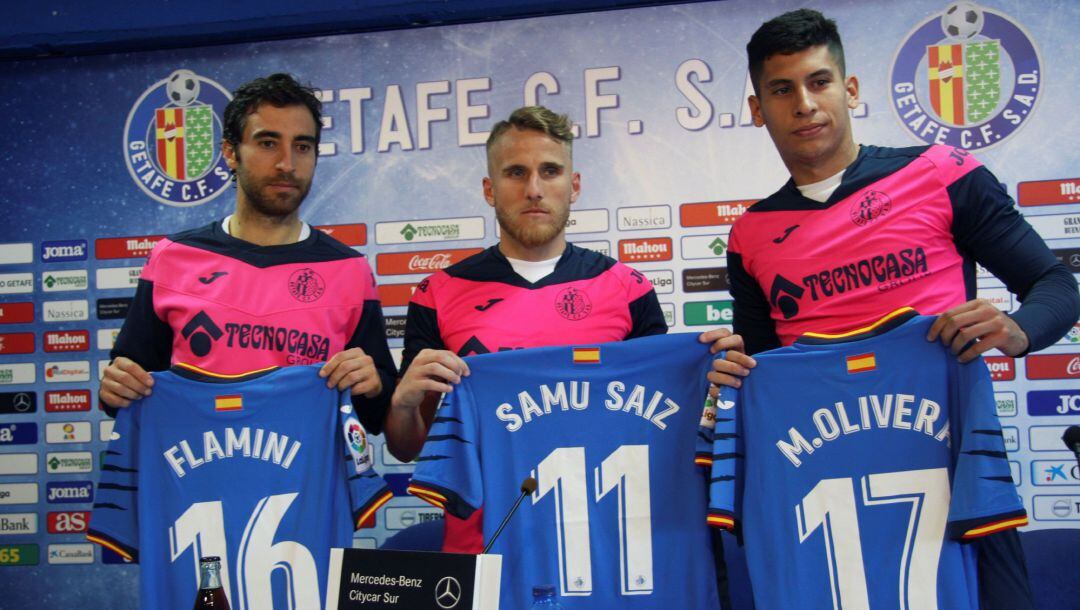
[385,106,752,558]
[99,73,396,436]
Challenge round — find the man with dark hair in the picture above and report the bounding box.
[729,9,1079,609]
[385,106,750,562]
[99,73,396,436]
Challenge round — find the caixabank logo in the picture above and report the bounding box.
[124,69,232,207]
[890,2,1041,151]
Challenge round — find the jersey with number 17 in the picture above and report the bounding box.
[88,364,392,610]
[708,310,1027,610]
[408,333,721,610]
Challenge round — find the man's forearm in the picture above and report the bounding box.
[383,391,440,462]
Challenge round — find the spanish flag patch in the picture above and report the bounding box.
[215,394,243,411]
[573,347,601,364]
[846,353,876,374]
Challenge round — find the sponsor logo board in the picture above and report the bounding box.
[40,240,88,263]
[314,223,367,246]
[43,300,89,323]
[1025,354,1080,380]
[42,269,89,292]
[95,266,142,290]
[679,200,754,227]
[642,270,674,294]
[1010,461,1021,487]
[0,483,38,505]
[618,238,672,263]
[377,283,419,308]
[976,287,1013,312]
[682,267,729,292]
[0,302,34,324]
[384,506,445,530]
[617,205,671,231]
[47,511,90,534]
[1031,461,1079,486]
[99,420,115,442]
[1018,178,1080,207]
[1032,496,1080,521]
[43,330,89,353]
[660,303,675,327]
[0,332,34,355]
[1002,426,1019,452]
[44,361,91,383]
[680,233,731,260]
[0,273,33,295]
[45,390,91,413]
[0,544,38,566]
[994,391,1017,417]
[376,248,483,275]
[46,452,93,474]
[570,240,611,257]
[1059,323,1080,346]
[95,235,165,259]
[45,421,92,444]
[375,217,484,245]
[48,543,94,564]
[984,356,1015,381]
[0,363,36,385]
[385,315,406,340]
[1027,390,1080,417]
[97,328,120,350]
[0,392,36,414]
[46,481,94,504]
[684,300,733,326]
[1027,214,1080,241]
[1029,425,1071,451]
[96,297,132,320]
[0,514,37,535]
[0,243,32,265]
[566,209,610,235]
[1052,248,1080,275]
[0,454,38,475]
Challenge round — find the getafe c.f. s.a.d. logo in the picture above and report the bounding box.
[890,2,1041,151]
[124,69,233,207]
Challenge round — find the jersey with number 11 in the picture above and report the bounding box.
[88,364,392,610]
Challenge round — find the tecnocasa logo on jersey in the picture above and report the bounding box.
[124,69,233,207]
[769,247,930,319]
[181,311,330,364]
[889,2,1042,151]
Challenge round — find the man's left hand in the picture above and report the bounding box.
[926,299,1030,363]
[699,328,756,396]
[320,348,383,397]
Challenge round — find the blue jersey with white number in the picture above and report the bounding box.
[88,364,391,610]
[408,333,720,610]
[708,310,1027,610]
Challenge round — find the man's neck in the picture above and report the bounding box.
[498,237,567,262]
[229,205,302,246]
[787,142,860,186]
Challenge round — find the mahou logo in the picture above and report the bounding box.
[618,238,673,263]
[45,391,91,413]
[43,331,89,353]
[376,248,483,276]
[985,356,1016,381]
[95,235,166,259]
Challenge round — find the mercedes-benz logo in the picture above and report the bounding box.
[435,576,462,609]
[13,393,31,412]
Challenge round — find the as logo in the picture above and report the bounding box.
[47,511,89,534]
[124,69,232,206]
[890,2,1042,150]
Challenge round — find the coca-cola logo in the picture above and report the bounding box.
[409,253,452,272]
[1069,357,1080,376]
[375,248,483,276]
[1026,353,1080,380]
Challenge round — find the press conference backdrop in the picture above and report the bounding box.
[0,0,1077,605]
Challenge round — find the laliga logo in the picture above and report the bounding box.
[889,2,1042,151]
[124,69,233,207]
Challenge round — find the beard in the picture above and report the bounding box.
[235,168,311,218]
[494,201,570,250]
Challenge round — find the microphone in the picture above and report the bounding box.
[482,477,538,555]
[1063,425,1080,470]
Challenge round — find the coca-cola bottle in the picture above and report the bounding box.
[193,556,231,609]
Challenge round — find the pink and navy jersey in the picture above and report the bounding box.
[401,244,665,370]
[110,221,395,432]
[729,144,1077,355]
[402,243,667,554]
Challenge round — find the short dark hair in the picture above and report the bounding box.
[222,73,322,146]
[746,9,845,95]
[486,106,574,161]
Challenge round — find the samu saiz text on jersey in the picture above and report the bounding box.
[495,380,681,432]
[778,392,951,467]
[163,426,302,477]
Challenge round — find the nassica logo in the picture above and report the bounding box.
[123,70,232,207]
[890,2,1042,150]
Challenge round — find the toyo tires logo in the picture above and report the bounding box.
[123,69,233,207]
[889,2,1041,151]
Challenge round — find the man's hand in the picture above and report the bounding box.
[927,299,1030,363]
[320,348,383,397]
[99,357,154,409]
[392,349,469,412]
[699,328,756,396]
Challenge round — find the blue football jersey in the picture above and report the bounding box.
[88,364,392,610]
[408,333,721,609]
[709,310,1027,610]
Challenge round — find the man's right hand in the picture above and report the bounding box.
[99,357,154,408]
[392,349,469,412]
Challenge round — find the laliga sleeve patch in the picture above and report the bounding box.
[699,398,718,430]
[342,416,373,474]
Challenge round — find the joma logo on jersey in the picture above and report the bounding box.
[769,248,929,319]
[40,240,88,263]
[123,70,232,207]
[46,482,93,504]
[181,311,331,363]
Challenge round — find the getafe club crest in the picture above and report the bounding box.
[124,69,233,207]
[890,2,1041,151]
